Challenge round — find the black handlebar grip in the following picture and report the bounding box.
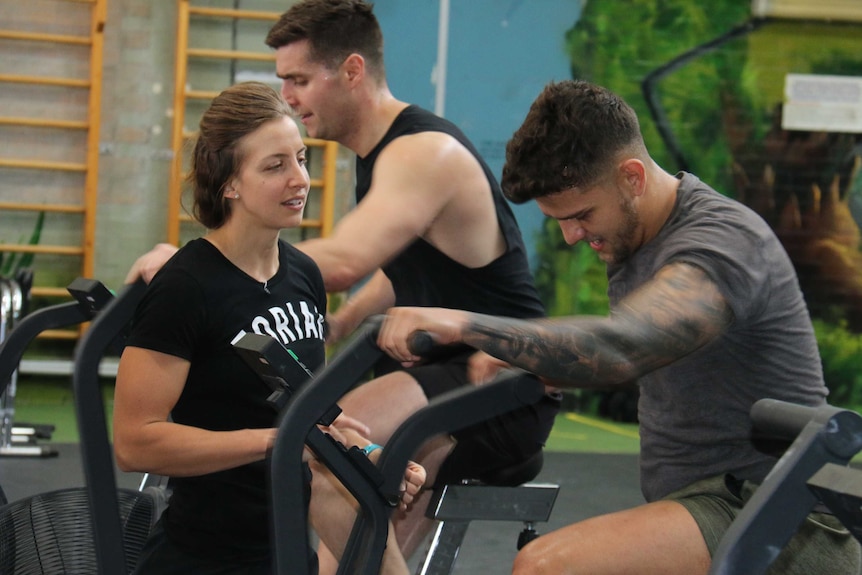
[408,331,435,356]
[750,398,843,441]
[365,315,434,355]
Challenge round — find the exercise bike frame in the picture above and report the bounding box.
[234,319,546,575]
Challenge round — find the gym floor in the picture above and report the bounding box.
[0,445,643,574]
[5,382,862,573]
[2,380,644,573]
[6,401,862,573]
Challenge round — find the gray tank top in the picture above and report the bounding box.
[608,172,827,501]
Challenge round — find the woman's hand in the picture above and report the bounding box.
[320,422,427,513]
[331,413,371,438]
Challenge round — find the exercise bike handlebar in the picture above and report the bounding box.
[0,303,88,394]
[72,279,148,575]
[407,329,436,356]
[710,398,862,575]
[0,277,116,397]
[376,369,543,496]
[266,315,431,575]
[261,315,546,575]
[750,398,845,441]
[268,317,387,575]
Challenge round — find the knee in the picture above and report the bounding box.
[309,461,341,501]
[512,537,557,575]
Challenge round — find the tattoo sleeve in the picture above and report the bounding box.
[460,262,733,388]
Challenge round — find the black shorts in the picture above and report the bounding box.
[135,464,318,575]
[133,517,302,575]
[377,350,561,486]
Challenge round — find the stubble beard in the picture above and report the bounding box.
[608,197,640,265]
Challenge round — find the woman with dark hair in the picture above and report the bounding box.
[114,81,421,575]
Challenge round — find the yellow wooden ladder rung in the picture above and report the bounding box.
[0,202,86,214]
[0,158,88,172]
[38,329,81,340]
[30,286,76,298]
[0,244,85,256]
[0,116,89,130]
[0,29,92,46]
[0,73,90,89]
[185,90,221,101]
[188,6,279,21]
[186,47,275,62]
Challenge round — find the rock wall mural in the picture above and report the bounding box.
[537,0,862,413]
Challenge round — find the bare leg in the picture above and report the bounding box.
[316,543,339,575]
[309,460,410,575]
[391,435,454,558]
[511,500,710,575]
[335,372,456,560]
[337,371,430,443]
[315,438,452,574]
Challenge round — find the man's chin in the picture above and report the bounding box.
[594,246,623,265]
[299,117,318,138]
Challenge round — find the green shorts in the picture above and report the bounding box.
[664,474,861,575]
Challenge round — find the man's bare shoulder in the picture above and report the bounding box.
[372,131,502,267]
[372,131,488,198]
[378,130,474,167]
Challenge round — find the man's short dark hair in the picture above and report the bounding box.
[265,0,385,80]
[502,80,643,203]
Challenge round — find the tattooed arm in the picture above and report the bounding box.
[377,262,734,387]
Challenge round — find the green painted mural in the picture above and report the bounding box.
[536,0,862,413]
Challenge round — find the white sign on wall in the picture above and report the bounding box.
[783,73,862,133]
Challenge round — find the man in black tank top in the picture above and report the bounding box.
[265,0,561,569]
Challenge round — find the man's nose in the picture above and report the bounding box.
[559,220,586,245]
[281,82,297,107]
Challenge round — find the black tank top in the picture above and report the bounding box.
[355,105,544,319]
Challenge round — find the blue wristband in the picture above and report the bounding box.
[361,443,382,456]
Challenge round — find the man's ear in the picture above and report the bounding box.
[342,53,365,85]
[620,159,646,197]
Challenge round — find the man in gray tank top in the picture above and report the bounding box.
[377,80,861,575]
